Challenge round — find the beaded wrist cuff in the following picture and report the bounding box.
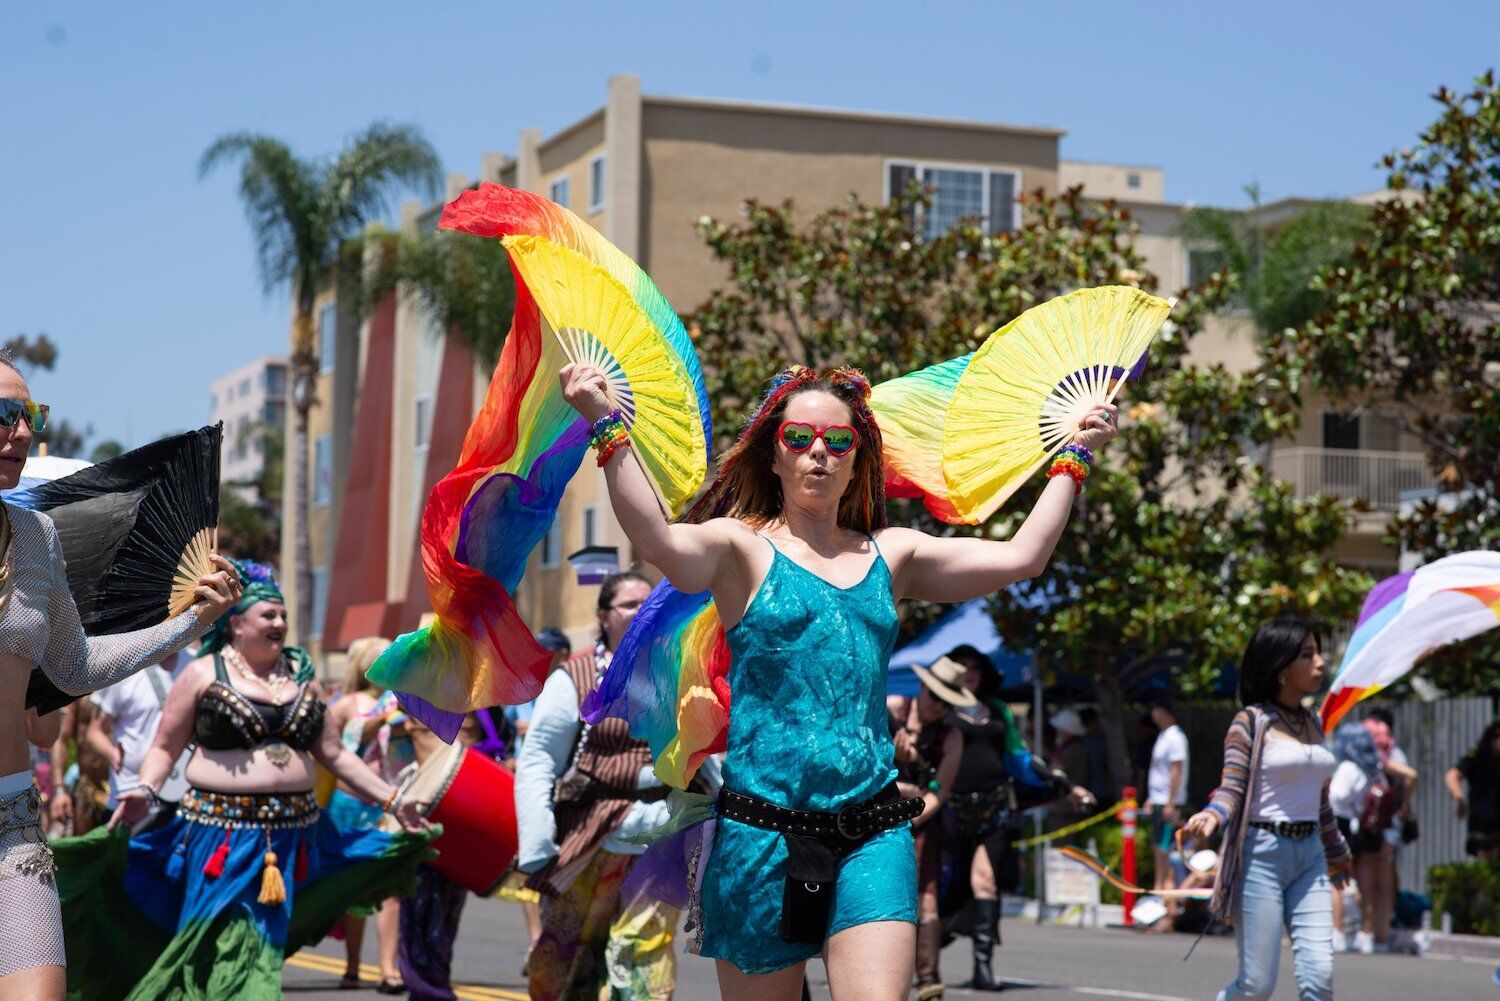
[1046,443,1094,494]
[589,409,630,467]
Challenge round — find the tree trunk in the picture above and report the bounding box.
[289,308,317,650]
[1093,669,1135,802]
[292,385,313,648]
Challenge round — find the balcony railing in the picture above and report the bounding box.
[1269,447,1434,511]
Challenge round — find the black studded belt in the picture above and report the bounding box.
[717,782,923,944]
[1249,819,1318,839]
[717,783,923,842]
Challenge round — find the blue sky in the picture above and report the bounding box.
[3,1,1495,449]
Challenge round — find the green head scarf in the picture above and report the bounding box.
[197,559,315,683]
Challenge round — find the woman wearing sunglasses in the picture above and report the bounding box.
[561,362,1115,1001]
[0,354,241,1001]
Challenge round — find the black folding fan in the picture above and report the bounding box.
[17,425,222,713]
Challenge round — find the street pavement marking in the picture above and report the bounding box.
[1000,978,1194,1001]
[286,951,529,1001]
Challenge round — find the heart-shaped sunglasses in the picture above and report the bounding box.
[778,421,858,456]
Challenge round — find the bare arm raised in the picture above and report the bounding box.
[559,364,744,597]
[884,404,1117,604]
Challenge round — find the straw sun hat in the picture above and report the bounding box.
[911,655,978,708]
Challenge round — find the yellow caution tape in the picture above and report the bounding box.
[1011,800,1124,848]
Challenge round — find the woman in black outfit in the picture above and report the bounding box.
[940,646,1090,991]
[1446,720,1500,859]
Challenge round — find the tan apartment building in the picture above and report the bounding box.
[284,74,1431,666]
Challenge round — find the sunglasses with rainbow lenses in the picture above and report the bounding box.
[777,420,859,455]
[0,399,48,434]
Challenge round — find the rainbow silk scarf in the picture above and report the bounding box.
[368,184,709,741]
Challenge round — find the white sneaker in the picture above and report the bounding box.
[1353,931,1375,954]
[1332,930,1347,952]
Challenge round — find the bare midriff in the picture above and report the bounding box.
[184,730,319,793]
[0,654,37,777]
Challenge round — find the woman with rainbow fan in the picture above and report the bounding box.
[560,361,1117,1000]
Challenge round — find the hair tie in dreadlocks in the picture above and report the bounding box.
[825,367,872,401]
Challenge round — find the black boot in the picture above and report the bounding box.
[970,898,1003,991]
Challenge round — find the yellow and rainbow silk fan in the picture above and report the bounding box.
[502,235,706,514]
[941,285,1173,523]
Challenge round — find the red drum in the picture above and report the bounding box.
[383,742,517,895]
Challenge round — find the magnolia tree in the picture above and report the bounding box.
[1270,72,1500,692]
[690,185,1369,770]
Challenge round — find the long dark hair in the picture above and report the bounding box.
[946,644,1002,707]
[685,366,888,535]
[1472,719,1500,764]
[1238,615,1322,706]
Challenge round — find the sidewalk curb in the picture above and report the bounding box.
[1425,931,1500,961]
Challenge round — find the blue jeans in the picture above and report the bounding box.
[1217,826,1333,1001]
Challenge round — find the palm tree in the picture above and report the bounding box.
[201,123,441,643]
[356,227,516,369]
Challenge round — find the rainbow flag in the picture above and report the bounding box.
[1321,550,1500,731]
[870,354,971,523]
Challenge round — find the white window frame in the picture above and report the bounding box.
[588,155,606,214]
[318,302,337,375]
[312,433,333,508]
[548,174,570,209]
[539,520,561,570]
[882,159,1022,237]
[581,505,599,549]
[310,566,329,641]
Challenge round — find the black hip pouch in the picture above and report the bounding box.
[780,834,840,944]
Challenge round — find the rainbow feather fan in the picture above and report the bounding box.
[368,184,710,740]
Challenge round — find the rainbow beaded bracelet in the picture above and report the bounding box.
[1046,443,1094,494]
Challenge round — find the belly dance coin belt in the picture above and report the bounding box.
[717,782,922,943]
[179,788,321,831]
[0,785,54,882]
[177,789,321,905]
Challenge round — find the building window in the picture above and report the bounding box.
[549,175,570,209]
[1187,248,1227,288]
[582,506,598,549]
[310,566,329,641]
[239,377,251,397]
[319,302,336,374]
[539,520,561,569]
[313,433,333,507]
[885,161,1021,239]
[262,401,284,427]
[414,395,433,450]
[1127,172,1142,189]
[266,366,286,396]
[588,155,606,213]
[1322,411,1401,452]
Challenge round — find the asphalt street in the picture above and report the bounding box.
[284,896,1494,1000]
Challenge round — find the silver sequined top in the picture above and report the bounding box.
[0,503,210,697]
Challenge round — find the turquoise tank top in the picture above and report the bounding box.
[721,535,899,810]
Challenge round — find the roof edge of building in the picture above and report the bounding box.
[641,93,1067,139]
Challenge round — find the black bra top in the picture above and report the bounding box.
[194,654,325,752]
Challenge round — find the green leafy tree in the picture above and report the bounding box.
[1270,71,1500,693]
[1179,184,1369,334]
[691,185,1369,769]
[201,123,441,643]
[356,227,517,369]
[88,440,124,463]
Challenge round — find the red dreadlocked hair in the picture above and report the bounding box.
[685,365,887,533]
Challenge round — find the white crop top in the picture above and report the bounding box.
[1249,735,1335,823]
[1,504,209,699]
